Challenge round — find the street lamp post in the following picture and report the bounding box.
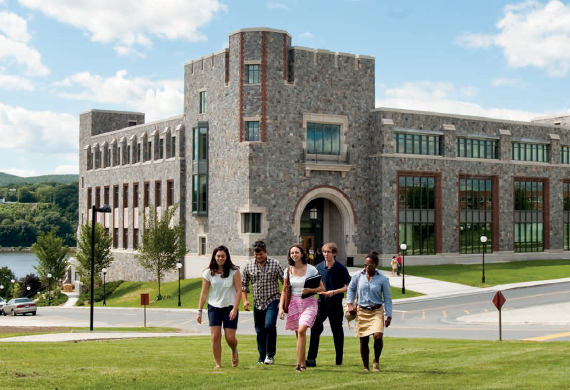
[91,204,112,331]
[26,286,31,298]
[400,243,407,294]
[480,236,487,284]
[10,279,15,299]
[47,273,52,306]
[176,262,183,307]
[102,268,107,306]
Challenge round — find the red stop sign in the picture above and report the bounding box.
[492,291,506,310]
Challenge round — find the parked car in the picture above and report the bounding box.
[0,297,5,310]
[2,298,37,316]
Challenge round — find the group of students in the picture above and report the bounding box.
[197,240,393,372]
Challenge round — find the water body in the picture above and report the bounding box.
[0,252,38,278]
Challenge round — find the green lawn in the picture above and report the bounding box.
[395,259,570,287]
[91,279,421,309]
[1,335,568,389]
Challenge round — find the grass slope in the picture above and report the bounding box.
[1,335,568,389]
[0,172,78,185]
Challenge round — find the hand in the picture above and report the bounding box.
[301,288,312,295]
[322,290,334,298]
[278,309,285,320]
[229,308,238,321]
[243,301,250,311]
[385,317,392,328]
[197,312,202,324]
[347,303,356,316]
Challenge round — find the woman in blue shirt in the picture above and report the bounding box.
[346,252,392,372]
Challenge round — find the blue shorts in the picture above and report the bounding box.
[207,304,239,329]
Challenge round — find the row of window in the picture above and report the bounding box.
[87,133,176,170]
[394,132,565,163]
[398,175,553,255]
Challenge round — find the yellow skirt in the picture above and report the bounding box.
[355,306,384,337]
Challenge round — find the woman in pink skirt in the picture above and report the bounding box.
[279,244,324,372]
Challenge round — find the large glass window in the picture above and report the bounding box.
[561,146,570,164]
[459,178,493,254]
[514,180,544,252]
[246,64,260,84]
[564,182,570,250]
[512,142,549,162]
[242,213,261,233]
[457,138,498,159]
[246,121,260,141]
[394,133,441,155]
[307,123,340,155]
[192,125,208,214]
[199,91,207,114]
[398,175,436,255]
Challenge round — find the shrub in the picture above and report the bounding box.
[76,280,123,306]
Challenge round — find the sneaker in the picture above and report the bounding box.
[264,356,275,365]
[257,360,264,365]
[306,359,316,367]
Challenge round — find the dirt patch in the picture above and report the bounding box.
[0,326,68,333]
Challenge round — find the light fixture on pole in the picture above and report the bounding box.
[26,285,31,298]
[480,235,487,284]
[400,243,407,294]
[47,273,52,306]
[102,268,107,306]
[309,207,318,221]
[91,204,112,331]
[176,262,183,307]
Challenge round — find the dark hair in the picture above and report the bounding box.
[287,244,309,266]
[209,245,238,278]
[369,249,379,257]
[365,252,380,266]
[253,240,267,253]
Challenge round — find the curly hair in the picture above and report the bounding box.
[286,244,309,266]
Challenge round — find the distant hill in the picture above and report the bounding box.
[0,172,78,185]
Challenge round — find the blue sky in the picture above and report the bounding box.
[1,0,570,176]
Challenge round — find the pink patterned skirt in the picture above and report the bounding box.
[285,295,318,331]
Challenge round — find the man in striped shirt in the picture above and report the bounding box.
[242,240,285,365]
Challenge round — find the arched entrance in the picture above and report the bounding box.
[293,186,357,264]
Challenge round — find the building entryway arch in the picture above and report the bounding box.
[292,186,357,264]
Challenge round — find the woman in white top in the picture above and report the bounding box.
[279,244,324,372]
[197,245,242,369]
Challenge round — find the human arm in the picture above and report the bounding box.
[382,276,392,326]
[196,277,211,324]
[346,274,358,314]
[230,270,242,321]
[278,268,288,320]
[302,280,324,296]
[241,266,251,311]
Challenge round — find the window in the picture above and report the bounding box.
[122,228,128,249]
[564,182,570,250]
[147,140,152,161]
[133,228,139,249]
[512,142,549,162]
[459,178,493,254]
[128,120,137,127]
[246,64,260,84]
[113,228,119,249]
[307,123,340,155]
[133,183,139,208]
[159,138,164,159]
[514,180,544,252]
[246,121,260,141]
[126,145,131,164]
[144,182,150,207]
[155,181,162,207]
[457,138,498,159]
[113,185,119,209]
[242,213,261,233]
[167,180,174,207]
[394,133,441,155]
[199,237,206,256]
[96,187,101,208]
[171,136,176,158]
[192,125,208,214]
[398,176,436,255]
[561,146,570,164]
[104,187,110,206]
[123,184,129,208]
[199,91,207,114]
[136,143,141,163]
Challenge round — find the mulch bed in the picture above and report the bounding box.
[0,326,68,333]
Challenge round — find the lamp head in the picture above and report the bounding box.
[47,273,52,278]
[480,236,488,243]
[102,268,107,275]
[176,262,183,269]
[400,243,407,251]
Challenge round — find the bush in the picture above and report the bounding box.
[76,280,123,306]
[36,288,68,306]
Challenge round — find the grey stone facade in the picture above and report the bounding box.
[79,28,570,281]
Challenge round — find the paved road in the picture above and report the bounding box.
[1,280,569,342]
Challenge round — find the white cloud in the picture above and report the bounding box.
[0,103,78,155]
[457,0,570,77]
[268,2,288,10]
[0,74,34,90]
[55,70,183,121]
[53,164,79,175]
[19,0,227,55]
[376,81,541,121]
[491,77,519,87]
[299,32,313,39]
[0,168,40,177]
[0,11,49,76]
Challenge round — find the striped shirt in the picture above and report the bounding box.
[241,257,285,310]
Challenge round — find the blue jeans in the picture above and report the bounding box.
[253,299,279,361]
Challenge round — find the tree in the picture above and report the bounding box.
[136,204,187,299]
[76,221,114,288]
[32,230,69,283]
[17,273,42,298]
[0,266,16,299]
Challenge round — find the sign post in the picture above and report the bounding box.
[141,293,150,327]
[492,291,506,341]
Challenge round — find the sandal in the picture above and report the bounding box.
[231,350,239,367]
[295,364,302,372]
[373,362,380,372]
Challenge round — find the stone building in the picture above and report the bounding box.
[79,27,570,280]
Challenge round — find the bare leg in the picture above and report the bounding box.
[360,336,370,371]
[224,328,239,367]
[296,325,309,368]
[210,326,223,368]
